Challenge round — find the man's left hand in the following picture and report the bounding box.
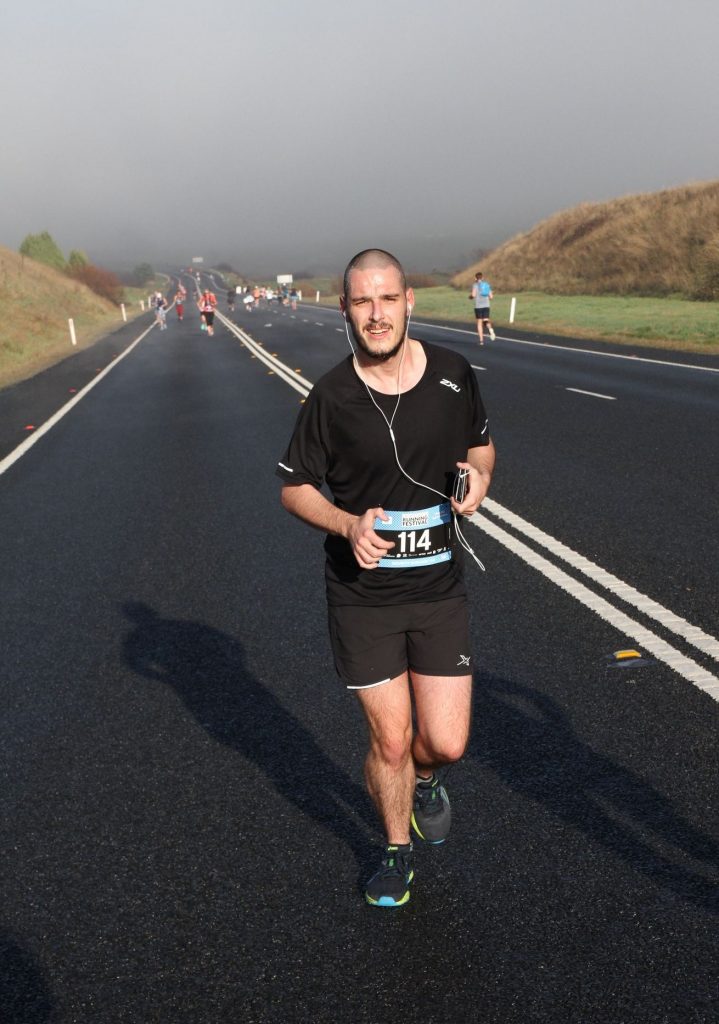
[450,460,491,516]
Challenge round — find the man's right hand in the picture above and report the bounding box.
[347,508,395,570]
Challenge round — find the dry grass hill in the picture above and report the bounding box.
[453,180,719,299]
[0,246,138,388]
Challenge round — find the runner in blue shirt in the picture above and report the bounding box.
[470,272,496,345]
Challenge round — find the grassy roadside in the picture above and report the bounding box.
[0,247,164,389]
[312,286,719,354]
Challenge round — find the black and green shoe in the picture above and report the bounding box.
[365,844,414,908]
[411,775,451,844]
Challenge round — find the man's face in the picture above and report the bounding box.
[341,265,414,362]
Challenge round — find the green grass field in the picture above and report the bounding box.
[315,286,719,353]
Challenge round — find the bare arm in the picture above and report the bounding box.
[281,483,354,537]
[280,483,395,570]
[451,440,496,516]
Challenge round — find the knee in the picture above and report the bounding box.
[442,735,469,764]
[370,727,412,772]
[419,730,469,766]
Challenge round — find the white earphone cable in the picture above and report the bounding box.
[343,310,485,571]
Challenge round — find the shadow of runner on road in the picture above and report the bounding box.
[470,673,719,913]
[0,931,56,1024]
[121,602,377,868]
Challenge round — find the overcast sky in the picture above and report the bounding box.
[2,0,718,276]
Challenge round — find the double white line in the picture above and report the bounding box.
[223,318,719,701]
[474,501,719,698]
[218,313,312,395]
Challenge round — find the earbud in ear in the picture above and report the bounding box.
[408,305,413,313]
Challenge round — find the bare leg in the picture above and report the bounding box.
[356,674,414,845]
[410,673,472,775]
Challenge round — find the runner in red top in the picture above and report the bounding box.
[174,288,186,321]
[198,288,217,335]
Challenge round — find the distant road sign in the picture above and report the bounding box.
[192,257,204,264]
[277,274,293,284]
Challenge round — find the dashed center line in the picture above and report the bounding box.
[566,387,616,400]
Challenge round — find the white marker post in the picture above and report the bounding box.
[316,290,320,303]
[121,303,127,322]
[68,318,77,346]
[510,297,517,324]
[140,300,145,311]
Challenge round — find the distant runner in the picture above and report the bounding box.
[198,288,217,335]
[470,272,495,345]
[174,288,185,321]
[153,292,168,331]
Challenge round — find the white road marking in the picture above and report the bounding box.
[411,320,719,374]
[472,511,719,698]
[218,315,312,396]
[565,387,616,400]
[481,498,719,666]
[0,321,156,478]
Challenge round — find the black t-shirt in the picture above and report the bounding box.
[276,341,490,606]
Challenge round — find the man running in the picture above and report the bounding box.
[277,249,495,907]
[198,287,217,335]
[470,271,496,345]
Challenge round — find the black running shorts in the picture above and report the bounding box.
[474,307,490,320]
[327,595,472,689]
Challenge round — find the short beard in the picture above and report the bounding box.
[349,313,409,363]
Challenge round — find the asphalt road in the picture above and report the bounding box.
[1,286,718,1023]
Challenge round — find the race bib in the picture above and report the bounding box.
[373,503,453,568]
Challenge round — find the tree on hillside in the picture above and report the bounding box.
[129,262,155,286]
[68,249,89,271]
[19,231,67,271]
[68,263,124,305]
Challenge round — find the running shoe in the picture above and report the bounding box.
[411,775,451,844]
[489,327,496,341]
[365,844,414,907]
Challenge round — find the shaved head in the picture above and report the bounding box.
[342,248,407,299]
